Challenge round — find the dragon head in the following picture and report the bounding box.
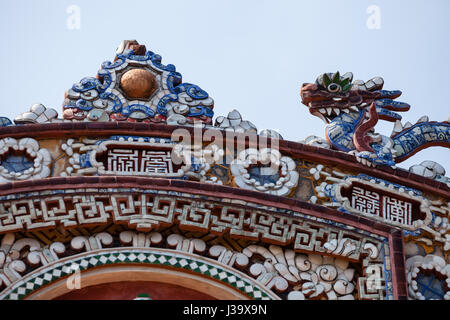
[300,72,410,123]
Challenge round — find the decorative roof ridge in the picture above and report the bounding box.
[0,122,447,195]
[0,40,447,185]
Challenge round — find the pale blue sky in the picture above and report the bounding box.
[0,0,449,173]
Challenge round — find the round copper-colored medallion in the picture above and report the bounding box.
[120,68,157,99]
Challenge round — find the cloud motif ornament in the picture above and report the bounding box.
[0,138,51,182]
[406,254,450,300]
[230,148,299,196]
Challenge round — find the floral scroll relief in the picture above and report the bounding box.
[208,244,358,300]
[0,231,386,300]
[0,232,121,288]
[0,137,51,182]
[0,234,64,287]
[230,148,299,196]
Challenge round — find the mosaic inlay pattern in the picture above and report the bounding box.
[300,71,450,167]
[0,40,447,300]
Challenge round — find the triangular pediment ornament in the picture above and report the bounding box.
[11,40,268,135]
[62,40,215,125]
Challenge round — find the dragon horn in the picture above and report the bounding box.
[342,72,353,82]
[332,71,340,83]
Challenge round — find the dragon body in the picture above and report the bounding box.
[301,72,450,167]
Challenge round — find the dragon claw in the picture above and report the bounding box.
[348,150,377,168]
[348,150,395,168]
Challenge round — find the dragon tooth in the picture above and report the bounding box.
[350,106,359,111]
[319,108,326,114]
[417,115,429,123]
[343,109,350,113]
[326,108,332,115]
[334,108,340,115]
[342,72,353,82]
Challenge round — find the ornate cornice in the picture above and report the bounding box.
[0,123,447,197]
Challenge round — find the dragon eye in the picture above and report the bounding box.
[327,83,341,93]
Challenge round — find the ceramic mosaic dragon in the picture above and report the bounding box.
[301,72,450,167]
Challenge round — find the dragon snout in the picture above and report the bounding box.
[300,83,317,93]
[300,83,317,105]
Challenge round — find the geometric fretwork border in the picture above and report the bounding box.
[0,185,398,299]
[0,187,388,244]
[0,248,277,300]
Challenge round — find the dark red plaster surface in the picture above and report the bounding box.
[55,281,215,300]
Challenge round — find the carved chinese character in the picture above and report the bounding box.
[140,150,172,174]
[351,186,380,216]
[383,196,412,225]
[108,149,139,172]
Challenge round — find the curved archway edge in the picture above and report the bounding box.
[1,247,278,300]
